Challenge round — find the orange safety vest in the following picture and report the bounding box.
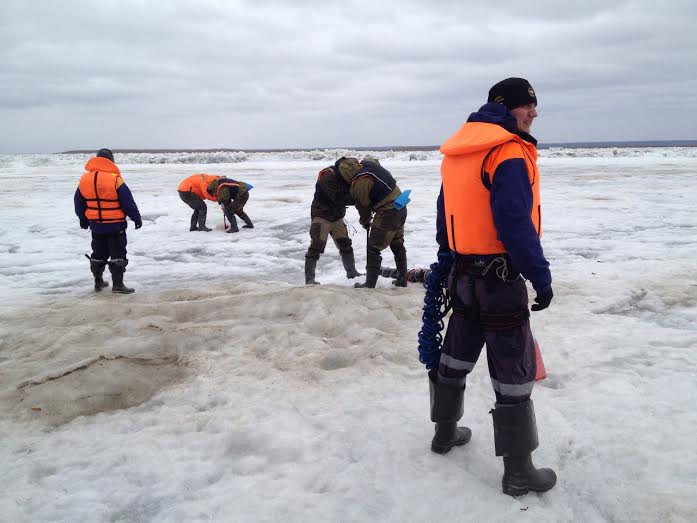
[440,122,541,254]
[78,157,127,223]
[178,173,220,201]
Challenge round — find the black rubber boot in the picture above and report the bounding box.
[429,369,472,454]
[190,211,199,231]
[354,250,380,288]
[393,249,408,287]
[89,260,109,291]
[197,206,212,232]
[305,257,320,285]
[239,212,254,229]
[354,267,379,288]
[225,213,239,233]
[341,251,362,279]
[108,260,135,294]
[491,400,557,496]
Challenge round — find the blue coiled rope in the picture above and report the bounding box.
[417,252,453,370]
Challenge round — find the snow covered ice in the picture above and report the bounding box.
[1,149,696,522]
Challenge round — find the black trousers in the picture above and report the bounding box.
[91,230,127,262]
[179,190,206,212]
[439,266,535,405]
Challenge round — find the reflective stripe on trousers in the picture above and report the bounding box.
[438,272,536,402]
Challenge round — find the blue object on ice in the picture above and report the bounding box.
[246,183,254,190]
[393,189,411,209]
[417,252,453,370]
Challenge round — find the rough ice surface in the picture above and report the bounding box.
[0,151,696,522]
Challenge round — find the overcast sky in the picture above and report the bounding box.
[1,0,696,153]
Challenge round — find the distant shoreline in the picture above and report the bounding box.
[58,140,697,154]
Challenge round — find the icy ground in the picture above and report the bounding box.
[1,155,696,522]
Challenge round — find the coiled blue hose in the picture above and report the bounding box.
[417,253,453,369]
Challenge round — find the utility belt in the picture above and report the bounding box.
[451,254,528,330]
[450,305,530,330]
[454,254,521,282]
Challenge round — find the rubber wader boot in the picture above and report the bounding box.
[109,261,135,294]
[190,212,198,231]
[240,212,254,229]
[354,267,379,288]
[90,261,109,291]
[429,369,472,454]
[226,213,239,233]
[355,248,380,288]
[197,207,212,232]
[491,399,557,496]
[393,250,408,287]
[341,251,362,279]
[305,257,320,285]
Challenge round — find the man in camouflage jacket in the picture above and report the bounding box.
[304,160,362,284]
[337,157,407,288]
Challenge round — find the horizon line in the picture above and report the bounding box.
[56,139,697,154]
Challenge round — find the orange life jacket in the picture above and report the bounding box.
[78,157,127,223]
[440,122,541,254]
[178,173,220,201]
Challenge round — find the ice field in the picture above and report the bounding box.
[0,148,696,522]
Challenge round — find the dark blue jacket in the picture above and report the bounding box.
[354,159,397,207]
[437,103,551,293]
[74,183,141,234]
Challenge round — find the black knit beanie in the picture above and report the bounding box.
[487,78,537,110]
[96,148,114,162]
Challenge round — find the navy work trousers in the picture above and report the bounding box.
[439,267,536,404]
[90,230,128,262]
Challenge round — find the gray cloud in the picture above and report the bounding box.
[1,0,695,152]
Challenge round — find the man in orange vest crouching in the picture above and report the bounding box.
[430,78,556,496]
[74,148,142,294]
[178,173,221,231]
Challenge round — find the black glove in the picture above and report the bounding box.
[531,287,553,311]
[134,219,142,229]
[80,219,89,230]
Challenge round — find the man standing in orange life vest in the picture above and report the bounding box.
[431,78,556,496]
[74,148,142,294]
[177,173,221,231]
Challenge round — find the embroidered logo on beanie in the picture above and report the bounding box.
[487,78,537,110]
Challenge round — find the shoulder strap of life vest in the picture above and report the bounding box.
[480,141,513,190]
[479,139,536,190]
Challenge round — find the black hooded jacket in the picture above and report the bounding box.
[310,166,354,221]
